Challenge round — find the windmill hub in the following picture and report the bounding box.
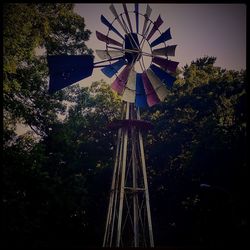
[124,33,142,63]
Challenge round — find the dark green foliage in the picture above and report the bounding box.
[3,3,92,138]
[143,58,247,247]
[3,82,121,247]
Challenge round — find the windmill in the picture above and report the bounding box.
[47,3,178,247]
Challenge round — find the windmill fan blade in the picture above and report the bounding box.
[141,4,152,37]
[125,69,136,91]
[135,3,139,34]
[101,15,124,39]
[96,50,124,60]
[150,28,172,47]
[145,69,168,101]
[47,55,94,93]
[145,4,152,18]
[123,4,133,33]
[135,73,148,107]
[150,64,176,88]
[110,4,127,33]
[152,45,177,57]
[146,15,164,41]
[96,31,123,47]
[152,57,179,73]
[141,72,160,107]
[122,69,136,103]
[111,65,131,95]
[145,68,162,89]
[156,85,168,101]
[109,4,119,19]
[101,58,127,78]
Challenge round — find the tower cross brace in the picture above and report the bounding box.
[103,102,154,247]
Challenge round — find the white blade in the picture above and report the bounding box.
[126,69,136,90]
[110,4,127,33]
[142,5,152,37]
[122,88,136,103]
[145,68,167,101]
[155,85,168,101]
[152,45,177,57]
[145,68,162,89]
[121,69,136,103]
[95,50,124,60]
[109,4,119,18]
[146,4,152,18]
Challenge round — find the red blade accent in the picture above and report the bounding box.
[141,72,160,107]
[96,31,123,47]
[111,65,131,95]
[146,15,163,41]
[152,57,179,73]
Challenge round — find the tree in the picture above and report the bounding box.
[2,3,94,247]
[43,82,122,246]
[143,57,247,247]
[3,3,92,139]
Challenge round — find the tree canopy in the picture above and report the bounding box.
[2,3,247,248]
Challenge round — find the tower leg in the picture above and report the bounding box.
[138,130,154,247]
[132,126,139,247]
[137,109,154,247]
[103,103,154,247]
[116,103,130,247]
[109,129,123,246]
[103,127,122,247]
[103,103,127,247]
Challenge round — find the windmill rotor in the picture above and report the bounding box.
[47,4,178,107]
[96,3,178,108]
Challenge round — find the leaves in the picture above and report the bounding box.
[3,3,92,138]
[144,57,247,247]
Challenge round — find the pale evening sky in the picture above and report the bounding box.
[73,3,246,87]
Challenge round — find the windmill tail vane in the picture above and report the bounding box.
[47,3,178,247]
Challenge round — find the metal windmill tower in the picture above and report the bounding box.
[47,3,178,247]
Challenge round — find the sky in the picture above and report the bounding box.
[73,3,246,87]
